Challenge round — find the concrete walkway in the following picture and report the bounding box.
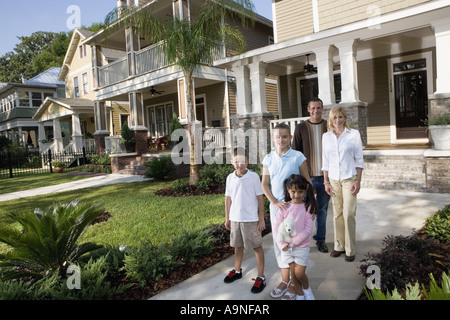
[0,175,448,300]
[150,188,449,300]
[0,174,149,202]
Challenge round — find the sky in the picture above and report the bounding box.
[0,0,273,57]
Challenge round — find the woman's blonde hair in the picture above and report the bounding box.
[327,106,350,131]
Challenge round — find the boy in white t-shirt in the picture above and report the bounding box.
[224,147,266,293]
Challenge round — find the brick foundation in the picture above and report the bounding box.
[362,150,449,193]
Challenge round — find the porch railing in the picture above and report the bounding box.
[270,117,310,137]
[105,136,126,154]
[97,41,226,88]
[135,41,169,75]
[98,56,128,87]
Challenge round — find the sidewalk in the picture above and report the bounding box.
[150,188,449,300]
[0,174,149,202]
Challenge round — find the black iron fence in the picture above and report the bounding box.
[0,148,96,179]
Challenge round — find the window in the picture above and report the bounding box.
[79,44,87,59]
[148,103,173,138]
[18,91,30,106]
[74,77,80,97]
[82,73,89,95]
[31,92,43,107]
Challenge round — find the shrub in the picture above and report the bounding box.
[122,240,183,286]
[0,200,104,281]
[195,177,212,190]
[424,204,450,242]
[144,156,175,180]
[172,179,188,193]
[167,228,215,263]
[88,153,111,165]
[359,233,445,293]
[0,256,130,300]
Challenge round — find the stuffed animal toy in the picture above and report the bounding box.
[277,217,297,243]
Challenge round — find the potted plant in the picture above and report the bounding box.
[120,122,135,153]
[427,113,450,150]
[52,160,66,173]
[169,113,183,149]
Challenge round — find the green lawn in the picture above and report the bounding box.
[0,178,225,249]
[0,173,90,194]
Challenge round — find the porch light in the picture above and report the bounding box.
[304,54,317,75]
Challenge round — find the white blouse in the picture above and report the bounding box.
[321,128,364,181]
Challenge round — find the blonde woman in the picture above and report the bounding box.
[321,106,363,262]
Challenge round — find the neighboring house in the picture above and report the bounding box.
[83,0,275,155]
[216,0,450,147]
[32,28,130,153]
[0,67,65,149]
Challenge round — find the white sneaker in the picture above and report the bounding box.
[303,287,315,300]
[296,295,305,300]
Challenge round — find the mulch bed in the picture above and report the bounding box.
[112,241,234,300]
[155,182,225,197]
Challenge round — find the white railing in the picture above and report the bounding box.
[98,56,128,87]
[105,136,126,154]
[135,41,169,75]
[203,127,229,149]
[270,117,310,137]
[83,139,95,153]
[98,41,226,88]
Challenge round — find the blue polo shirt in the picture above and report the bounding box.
[262,148,307,202]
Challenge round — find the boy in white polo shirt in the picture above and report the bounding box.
[224,147,266,293]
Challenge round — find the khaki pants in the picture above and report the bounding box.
[330,176,357,256]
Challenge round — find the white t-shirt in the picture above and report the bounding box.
[225,169,264,222]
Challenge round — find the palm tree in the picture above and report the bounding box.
[105,0,256,184]
[0,200,103,280]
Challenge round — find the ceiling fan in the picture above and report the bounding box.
[304,54,317,75]
[149,86,164,96]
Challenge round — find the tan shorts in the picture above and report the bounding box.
[230,221,263,249]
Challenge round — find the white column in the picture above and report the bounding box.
[335,40,360,103]
[234,65,252,115]
[431,19,450,94]
[38,122,46,152]
[249,61,267,114]
[53,119,63,152]
[72,113,83,151]
[314,46,336,105]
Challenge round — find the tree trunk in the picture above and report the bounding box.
[185,75,200,185]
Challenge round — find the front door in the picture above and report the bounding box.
[393,60,428,139]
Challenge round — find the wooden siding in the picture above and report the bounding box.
[274,0,314,43]
[64,36,96,101]
[274,0,432,41]
[266,81,279,117]
[358,57,391,145]
[111,103,131,136]
[318,0,432,32]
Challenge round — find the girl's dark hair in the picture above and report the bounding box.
[283,174,318,215]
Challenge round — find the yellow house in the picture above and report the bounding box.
[33,28,131,153]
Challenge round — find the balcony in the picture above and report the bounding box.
[97,41,225,88]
